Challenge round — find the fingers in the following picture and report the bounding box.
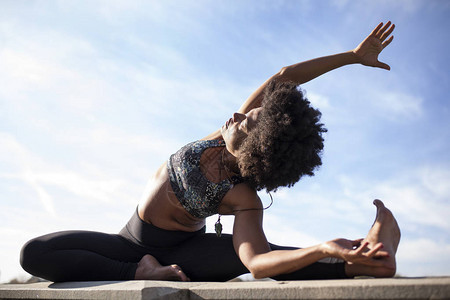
[352,238,364,248]
[376,21,390,38]
[353,241,369,255]
[376,60,391,71]
[375,21,391,38]
[373,249,391,258]
[380,24,395,42]
[371,21,395,44]
[365,242,384,257]
[382,35,394,49]
[353,241,388,258]
[370,22,384,37]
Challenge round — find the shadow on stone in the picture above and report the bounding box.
[48,280,122,289]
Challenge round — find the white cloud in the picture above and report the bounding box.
[373,91,423,121]
[399,238,450,262]
[22,171,56,216]
[419,166,450,199]
[0,227,37,283]
[372,168,450,231]
[307,91,332,110]
[263,213,322,247]
[326,166,450,232]
[0,134,55,215]
[397,238,450,276]
[0,132,142,211]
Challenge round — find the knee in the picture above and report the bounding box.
[20,238,45,274]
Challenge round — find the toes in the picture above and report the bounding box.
[373,199,385,208]
[170,264,190,282]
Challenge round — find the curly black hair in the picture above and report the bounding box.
[237,79,327,192]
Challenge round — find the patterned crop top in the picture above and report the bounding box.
[167,139,244,219]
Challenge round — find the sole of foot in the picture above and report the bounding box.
[364,199,401,277]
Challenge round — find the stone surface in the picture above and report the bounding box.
[1,277,449,299]
[0,281,203,300]
[190,277,450,299]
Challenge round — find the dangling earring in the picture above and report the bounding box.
[215,215,223,237]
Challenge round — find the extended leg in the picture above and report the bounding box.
[155,233,347,281]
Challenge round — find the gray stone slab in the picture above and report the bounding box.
[190,277,450,299]
[0,281,202,300]
[1,277,449,300]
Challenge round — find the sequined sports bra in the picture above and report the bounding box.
[167,139,244,219]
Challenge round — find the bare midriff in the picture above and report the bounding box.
[138,163,206,232]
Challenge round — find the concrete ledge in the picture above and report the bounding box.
[0,281,203,300]
[1,277,449,299]
[190,277,450,299]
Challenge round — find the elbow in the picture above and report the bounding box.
[277,66,292,82]
[249,269,266,280]
[247,261,270,280]
[278,66,288,78]
[251,271,267,280]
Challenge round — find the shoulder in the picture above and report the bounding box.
[201,129,223,141]
[219,183,262,215]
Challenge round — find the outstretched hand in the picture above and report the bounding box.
[353,21,395,70]
[323,238,394,269]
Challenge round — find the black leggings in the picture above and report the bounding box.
[20,209,347,282]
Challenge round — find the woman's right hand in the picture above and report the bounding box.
[352,21,395,70]
[322,238,394,268]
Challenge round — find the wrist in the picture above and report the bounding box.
[318,242,332,257]
[346,50,361,65]
[319,240,345,260]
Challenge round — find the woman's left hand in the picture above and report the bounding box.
[353,21,395,70]
[323,238,394,268]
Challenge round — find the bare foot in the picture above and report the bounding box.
[365,200,400,254]
[346,199,401,278]
[135,254,190,281]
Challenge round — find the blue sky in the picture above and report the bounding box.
[1,0,449,282]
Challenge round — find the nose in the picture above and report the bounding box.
[233,112,246,122]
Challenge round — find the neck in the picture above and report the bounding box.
[222,148,239,174]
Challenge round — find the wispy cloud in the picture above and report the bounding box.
[371,91,424,121]
[0,132,141,213]
[1,0,449,282]
[0,133,55,215]
[398,238,450,276]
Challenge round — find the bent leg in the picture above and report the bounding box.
[154,233,248,282]
[135,255,191,281]
[20,230,142,282]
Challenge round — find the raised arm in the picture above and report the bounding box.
[203,21,395,141]
[237,21,395,114]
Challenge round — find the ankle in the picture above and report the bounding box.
[134,265,144,280]
[345,261,396,278]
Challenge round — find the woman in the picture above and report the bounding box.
[20,21,400,282]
